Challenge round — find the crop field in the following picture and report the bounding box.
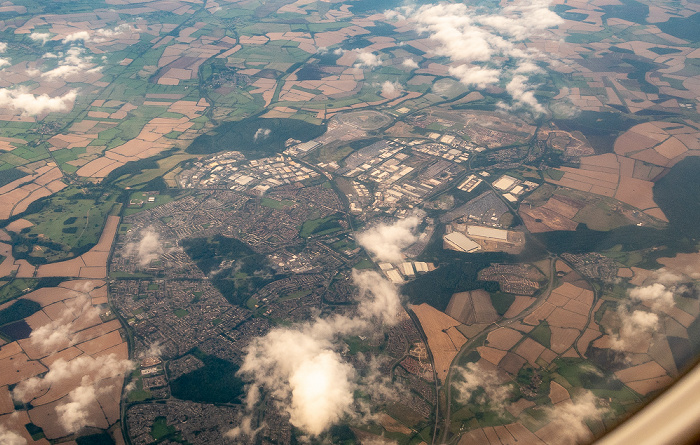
[1,215,120,279]
[485,328,524,351]
[0,278,127,438]
[503,296,536,318]
[14,187,118,263]
[410,303,467,381]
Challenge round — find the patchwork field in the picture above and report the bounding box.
[546,152,668,222]
[446,290,498,325]
[520,195,583,233]
[410,303,467,381]
[0,280,128,440]
[0,215,119,279]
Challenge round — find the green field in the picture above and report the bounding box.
[529,322,551,349]
[126,369,152,402]
[299,214,344,238]
[150,417,177,441]
[0,279,39,304]
[13,187,118,263]
[489,291,516,316]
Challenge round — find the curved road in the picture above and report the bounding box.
[438,256,557,444]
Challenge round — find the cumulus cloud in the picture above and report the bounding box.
[29,33,51,45]
[397,1,562,112]
[355,51,382,68]
[93,24,133,43]
[607,274,685,352]
[356,212,424,263]
[236,317,361,437]
[380,80,402,97]
[629,283,675,311]
[402,58,418,69]
[231,269,404,439]
[0,426,26,445]
[224,416,263,441]
[14,354,133,433]
[29,294,99,354]
[504,74,545,113]
[55,383,99,433]
[608,308,659,352]
[125,227,163,267]
[13,353,134,403]
[0,41,7,67]
[448,65,501,89]
[62,31,90,44]
[253,127,271,142]
[0,88,77,116]
[139,342,164,358]
[541,391,607,445]
[652,268,685,285]
[353,269,402,325]
[42,46,99,80]
[453,362,511,412]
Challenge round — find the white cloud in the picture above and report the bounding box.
[448,65,501,89]
[30,33,51,45]
[13,353,134,405]
[504,74,545,113]
[62,31,90,44]
[355,51,382,68]
[42,47,98,80]
[125,227,163,267]
[0,426,26,445]
[54,361,131,433]
[0,42,6,52]
[253,127,271,142]
[55,383,99,433]
[542,391,607,445]
[231,270,404,438]
[398,1,562,112]
[93,24,132,43]
[0,88,77,116]
[608,308,659,352]
[224,416,263,441]
[453,362,510,412]
[139,342,164,358]
[28,293,99,354]
[652,268,685,285]
[0,58,9,68]
[236,317,361,437]
[353,269,402,324]
[13,353,133,434]
[356,212,423,263]
[606,276,682,352]
[402,58,419,69]
[629,282,675,311]
[380,80,402,97]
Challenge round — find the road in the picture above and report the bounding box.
[438,256,558,444]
